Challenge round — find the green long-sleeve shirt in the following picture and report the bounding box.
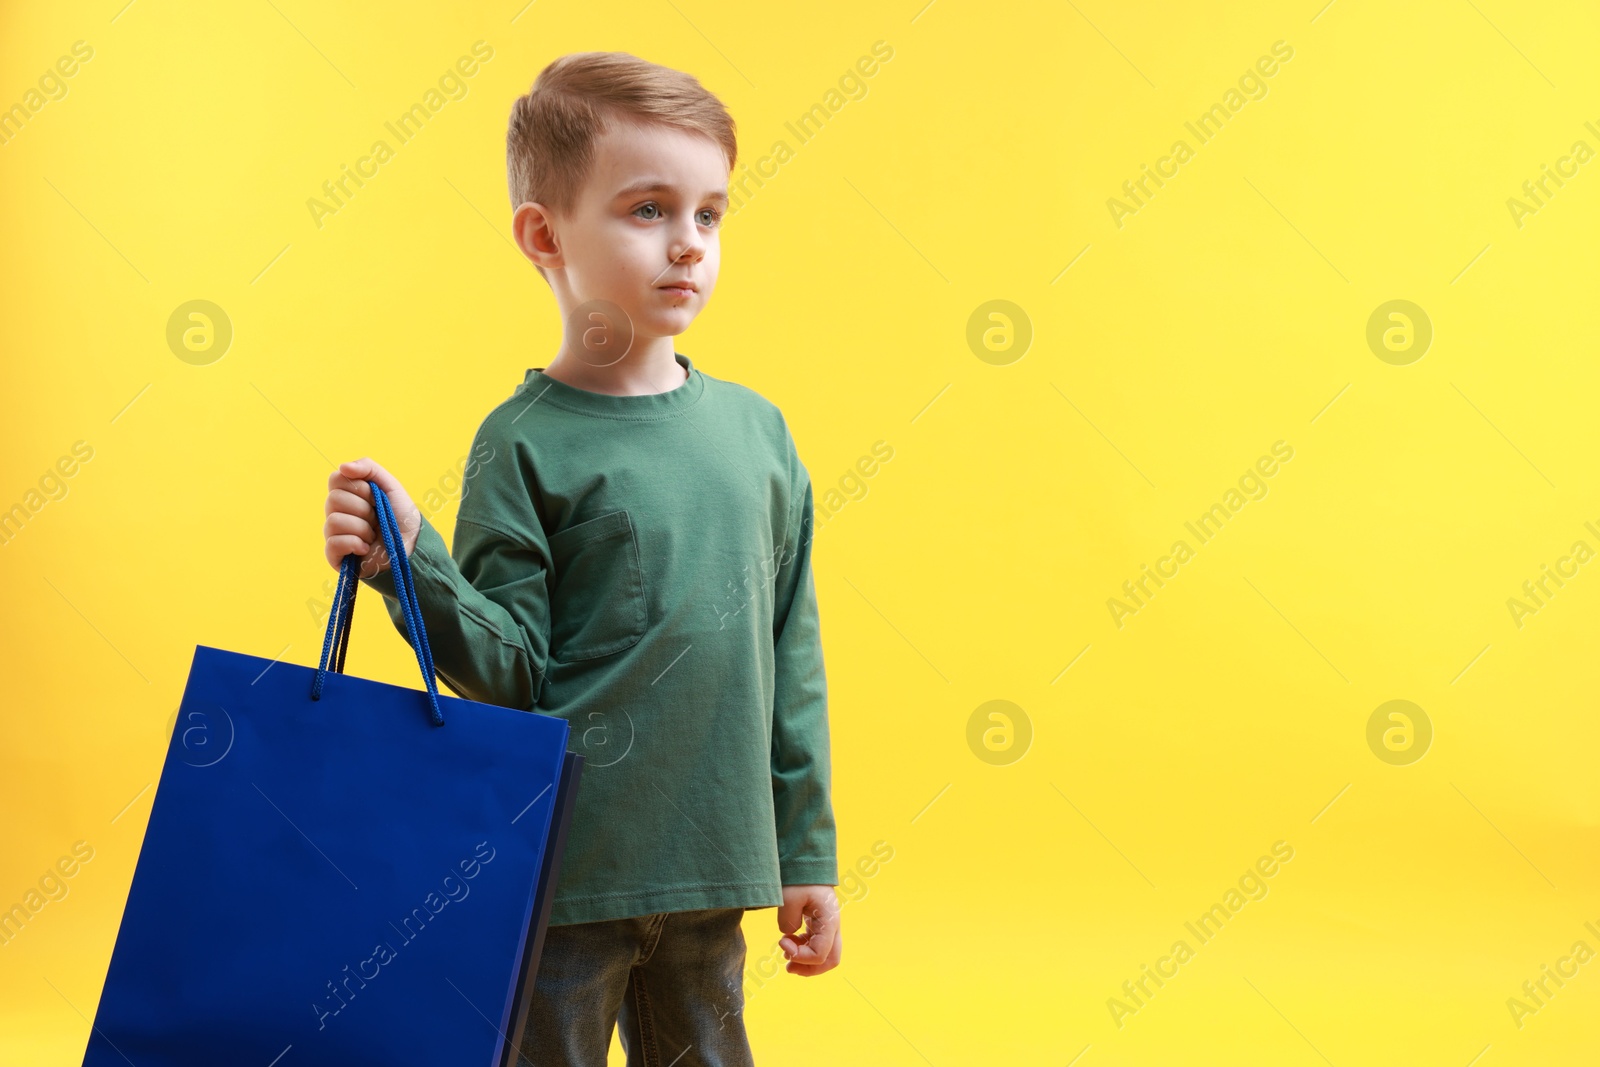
[360,352,837,926]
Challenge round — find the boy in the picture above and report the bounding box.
[320,51,840,1066]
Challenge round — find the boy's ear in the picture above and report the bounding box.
[512,201,563,270]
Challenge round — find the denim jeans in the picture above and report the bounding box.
[516,906,755,1067]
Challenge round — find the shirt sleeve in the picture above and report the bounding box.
[359,438,553,712]
[769,439,839,886]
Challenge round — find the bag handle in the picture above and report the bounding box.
[310,480,446,726]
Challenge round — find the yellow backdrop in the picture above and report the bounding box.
[3,0,1598,1063]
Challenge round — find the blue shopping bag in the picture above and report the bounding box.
[83,481,583,1067]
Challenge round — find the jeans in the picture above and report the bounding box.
[516,907,756,1067]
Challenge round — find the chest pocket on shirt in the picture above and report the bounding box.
[546,509,648,662]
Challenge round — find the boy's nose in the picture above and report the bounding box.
[667,225,706,264]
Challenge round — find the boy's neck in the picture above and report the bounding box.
[541,338,688,397]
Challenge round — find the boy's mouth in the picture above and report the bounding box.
[658,283,696,299]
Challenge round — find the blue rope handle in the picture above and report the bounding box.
[374,481,445,725]
[310,551,360,695]
[310,480,445,726]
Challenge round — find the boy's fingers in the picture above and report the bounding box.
[326,537,391,577]
[337,457,402,497]
[777,892,838,967]
[325,534,369,555]
[784,925,835,965]
[785,930,842,975]
[329,471,372,503]
[325,487,373,519]
[324,534,371,566]
[324,512,376,543]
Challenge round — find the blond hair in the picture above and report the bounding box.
[506,51,738,220]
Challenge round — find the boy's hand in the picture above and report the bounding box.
[324,458,422,579]
[777,884,841,976]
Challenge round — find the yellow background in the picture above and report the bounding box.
[4,0,1599,1063]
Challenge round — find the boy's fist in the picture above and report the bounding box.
[323,458,422,579]
[777,884,841,976]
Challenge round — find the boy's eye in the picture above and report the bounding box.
[633,203,722,226]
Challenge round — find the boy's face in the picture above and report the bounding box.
[522,120,730,349]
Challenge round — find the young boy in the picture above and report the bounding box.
[320,52,840,1065]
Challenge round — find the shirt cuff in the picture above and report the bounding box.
[778,858,839,886]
